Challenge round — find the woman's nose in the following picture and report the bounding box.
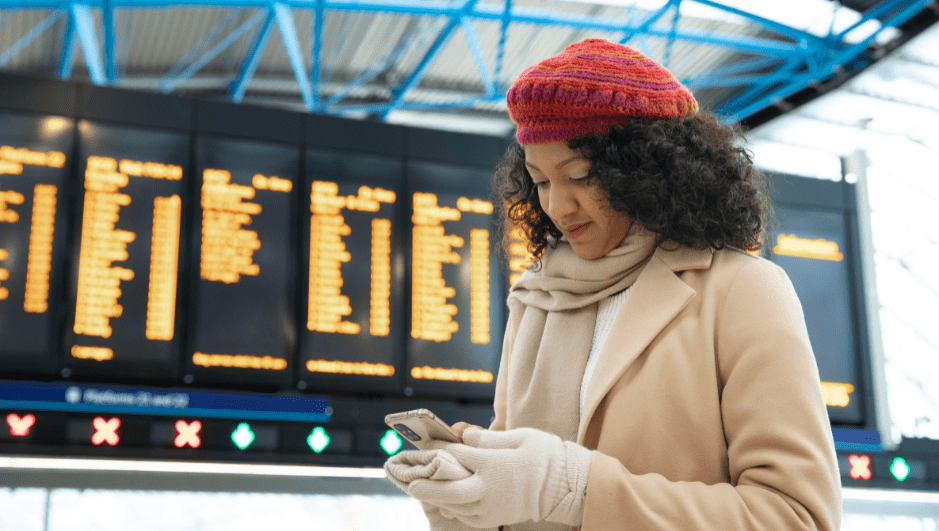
[547,184,576,219]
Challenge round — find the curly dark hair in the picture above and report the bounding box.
[493,113,771,260]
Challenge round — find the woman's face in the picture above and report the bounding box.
[524,140,632,260]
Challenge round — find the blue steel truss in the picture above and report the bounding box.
[0,0,932,124]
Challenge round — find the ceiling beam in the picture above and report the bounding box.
[379,0,479,119]
[310,0,324,108]
[70,3,106,85]
[58,11,76,79]
[103,0,115,82]
[272,2,313,110]
[231,6,275,102]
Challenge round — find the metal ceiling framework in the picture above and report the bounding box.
[0,0,934,124]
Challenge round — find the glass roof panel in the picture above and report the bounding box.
[746,139,843,180]
[847,61,939,111]
[749,115,861,155]
[564,0,888,43]
[899,22,939,65]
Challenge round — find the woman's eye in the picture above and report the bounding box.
[570,175,591,184]
[534,181,549,188]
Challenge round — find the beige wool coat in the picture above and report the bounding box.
[490,243,842,531]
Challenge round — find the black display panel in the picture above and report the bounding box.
[770,204,863,425]
[299,150,405,393]
[406,161,503,398]
[186,137,299,388]
[64,121,189,380]
[0,112,73,374]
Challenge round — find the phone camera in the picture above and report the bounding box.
[393,423,422,442]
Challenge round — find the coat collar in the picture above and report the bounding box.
[577,243,713,443]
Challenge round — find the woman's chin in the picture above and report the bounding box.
[569,243,605,260]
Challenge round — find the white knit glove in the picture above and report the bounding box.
[420,502,485,531]
[408,428,592,528]
[384,449,497,531]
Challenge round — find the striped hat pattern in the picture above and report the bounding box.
[507,38,698,145]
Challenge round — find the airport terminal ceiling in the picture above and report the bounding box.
[0,0,936,136]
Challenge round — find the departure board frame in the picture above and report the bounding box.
[63,120,191,382]
[0,111,75,376]
[0,72,885,473]
[298,148,407,394]
[403,130,507,399]
[184,134,302,389]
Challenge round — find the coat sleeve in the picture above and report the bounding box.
[581,258,842,531]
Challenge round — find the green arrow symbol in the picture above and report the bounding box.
[891,457,910,482]
[380,430,403,455]
[307,427,330,453]
[232,423,255,450]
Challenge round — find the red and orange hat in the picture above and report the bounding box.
[507,38,698,145]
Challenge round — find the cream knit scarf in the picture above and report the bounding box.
[504,227,658,443]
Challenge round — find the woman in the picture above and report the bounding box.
[386,38,841,531]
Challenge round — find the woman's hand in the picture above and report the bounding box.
[384,445,496,531]
[407,427,592,528]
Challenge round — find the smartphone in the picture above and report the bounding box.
[384,408,462,449]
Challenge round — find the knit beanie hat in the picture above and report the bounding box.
[507,38,698,145]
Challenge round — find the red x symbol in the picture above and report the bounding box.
[849,454,872,480]
[174,420,202,448]
[92,417,120,446]
[6,413,36,437]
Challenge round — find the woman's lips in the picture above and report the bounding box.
[565,222,590,238]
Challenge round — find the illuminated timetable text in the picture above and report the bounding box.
[73,157,137,338]
[371,218,392,336]
[308,181,396,335]
[0,146,65,310]
[411,193,462,342]
[774,234,844,261]
[507,226,535,286]
[73,156,183,342]
[0,186,24,301]
[200,170,292,283]
[146,195,181,340]
[411,194,494,344]
[0,146,66,173]
[24,184,57,313]
[821,381,855,407]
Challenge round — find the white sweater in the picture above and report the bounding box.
[580,288,630,415]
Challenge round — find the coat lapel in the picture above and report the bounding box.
[577,245,713,443]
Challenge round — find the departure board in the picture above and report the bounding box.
[406,161,503,398]
[0,74,891,460]
[506,223,536,287]
[770,204,863,425]
[0,112,73,374]
[64,121,188,380]
[299,150,404,393]
[186,137,299,387]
